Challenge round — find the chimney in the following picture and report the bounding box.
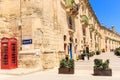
[111,25,115,32]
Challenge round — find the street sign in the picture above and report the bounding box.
[22,39,32,45]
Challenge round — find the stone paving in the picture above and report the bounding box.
[0,52,120,80]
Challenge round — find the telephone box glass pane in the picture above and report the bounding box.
[2,44,8,65]
[11,44,16,64]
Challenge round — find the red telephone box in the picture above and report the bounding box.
[1,37,18,69]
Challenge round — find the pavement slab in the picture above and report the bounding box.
[0,52,120,80]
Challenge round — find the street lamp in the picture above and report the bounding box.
[84,43,89,61]
[18,20,22,50]
[18,0,22,50]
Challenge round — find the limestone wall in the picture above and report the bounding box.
[19,53,41,69]
[0,0,120,70]
[18,51,65,70]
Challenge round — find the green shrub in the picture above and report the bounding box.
[78,54,81,59]
[94,59,103,70]
[68,59,74,68]
[88,52,91,57]
[94,59,110,70]
[88,51,95,57]
[102,59,109,70]
[114,48,120,56]
[60,59,68,68]
[94,59,103,66]
[78,54,85,60]
[59,59,74,68]
[96,50,100,55]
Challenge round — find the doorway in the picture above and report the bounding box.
[69,43,72,59]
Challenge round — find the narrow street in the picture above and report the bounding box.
[0,52,120,80]
[75,52,120,78]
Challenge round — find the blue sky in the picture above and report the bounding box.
[89,0,120,34]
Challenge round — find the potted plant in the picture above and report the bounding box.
[88,51,95,57]
[96,50,100,55]
[114,48,120,56]
[78,54,85,60]
[58,59,74,74]
[94,59,112,76]
[102,49,105,52]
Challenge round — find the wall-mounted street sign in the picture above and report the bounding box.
[22,39,32,45]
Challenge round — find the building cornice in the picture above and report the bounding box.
[85,0,120,37]
[101,26,120,37]
[86,0,101,27]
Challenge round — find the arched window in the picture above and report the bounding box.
[64,35,67,41]
[67,15,75,30]
[82,27,86,36]
[75,38,77,43]
[90,32,92,39]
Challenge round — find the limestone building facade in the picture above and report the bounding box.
[0,0,120,70]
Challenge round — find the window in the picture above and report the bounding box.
[105,39,107,43]
[64,35,67,41]
[74,45,77,53]
[83,37,86,43]
[67,15,75,30]
[69,37,73,42]
[90,32,92,39]
[68,16,73,29]
[95,35,96,41]
[82,28,86,36]
[75,39,77,43]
